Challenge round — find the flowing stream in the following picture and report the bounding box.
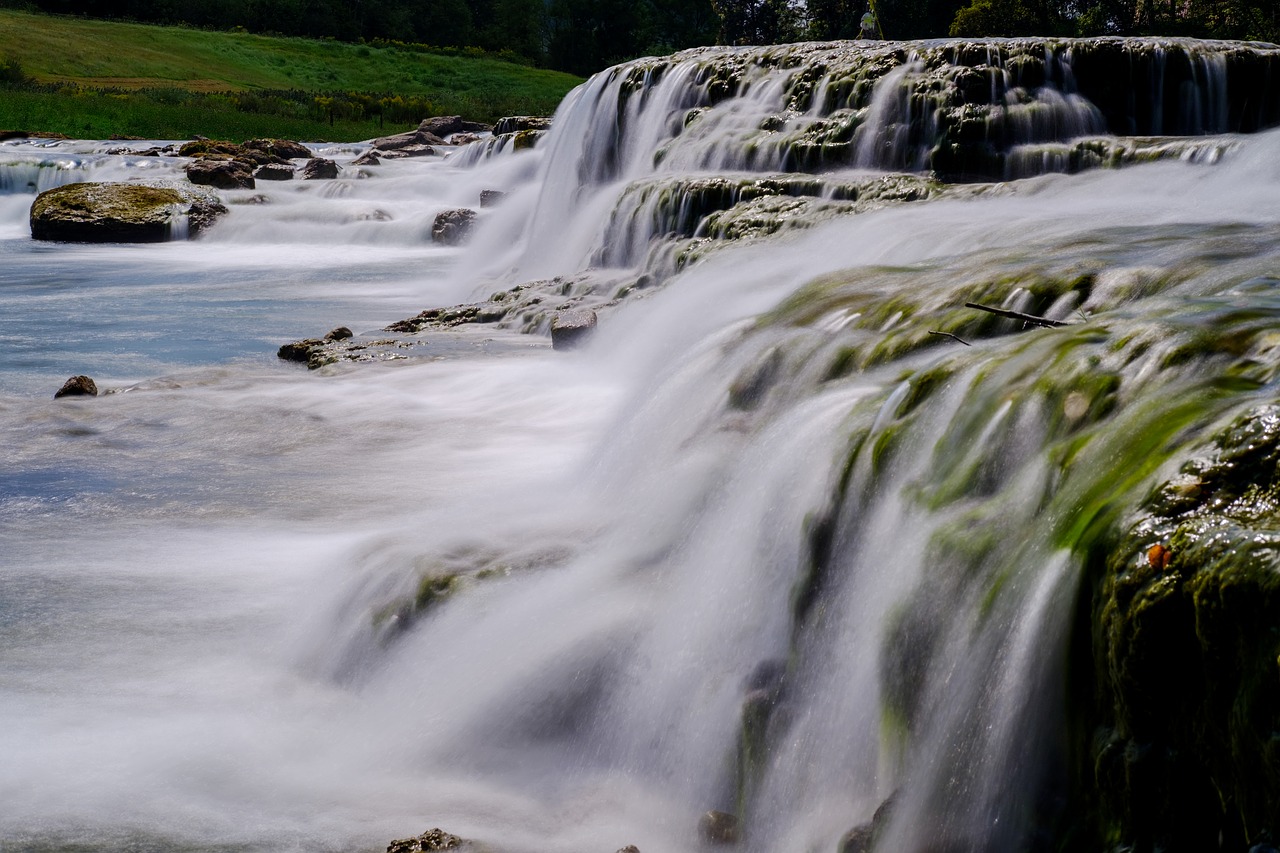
[3,38,1280,853]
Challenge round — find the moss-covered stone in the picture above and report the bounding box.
[1073,405,1280,850]
[29,181,226,242]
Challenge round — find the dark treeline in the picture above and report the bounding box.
[3,0,1276,76]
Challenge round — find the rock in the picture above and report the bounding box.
[1080,403,1280,850]
[450,132,482,145]
[479,189,505,208]
[53,375,97,399]
[300,157,339,180]
[386,828,463,853]
[187,159,255,189]
[616,847,640,853]
[550,308,597,351]
[325,326,353,341]
[352,150,381,166]
[178,139,286,167]
[698,811,739,845]
[837,825,873,853]
[30,181,228,243]
[431,208,476,245]
[241,137,311,159]
[493,116,553,135]
[372,128,446,152]
[253,163,294,181]
[511,129,545,151]
[186,198,230,234]
[277,338,325,362]
[378,144,437,159]
[418,115,491,137]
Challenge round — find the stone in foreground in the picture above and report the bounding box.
[30,182,228,243]
[53,375,98,399]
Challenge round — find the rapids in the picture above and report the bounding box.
[3,37,1280,853]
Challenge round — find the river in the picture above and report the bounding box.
[2,38,1279,853]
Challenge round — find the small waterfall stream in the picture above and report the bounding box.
[2,36,1280,853]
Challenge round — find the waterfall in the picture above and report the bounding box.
[3,36,1280,853]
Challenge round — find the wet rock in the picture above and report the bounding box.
[253,163,294,181]
[837,825,873,853]
[352,150,381,166]
[698,810,740,845]
[325,326,353,341]
[492,115,553,135]
[378,144,437,159]
[432,208,476,245]
[616,847,641,853]
[277,338,325,362]
[450,132,482,145]
[54,375,97,399]
[30,181,227,242]
[550,308,597,350]
[186,198,230,235]
[418,115,491,137]
[371,123,448,158]
[386,827,463,852]
[300,157,339,180]
[1079,404,1280,851]
[179,139,287,168]
[241,137,311,159]
[479,189,506,208]
[187,159,255,189]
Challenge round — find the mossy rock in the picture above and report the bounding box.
[29,181,227,243]
[1078,405,1280,850]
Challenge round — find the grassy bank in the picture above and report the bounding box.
[0,9,582,139]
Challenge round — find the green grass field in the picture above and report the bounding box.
[0,9,583,140]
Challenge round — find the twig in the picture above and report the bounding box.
[928,330,972,346]
[964,302,1070,328]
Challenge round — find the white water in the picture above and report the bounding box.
[3,44,1280,853]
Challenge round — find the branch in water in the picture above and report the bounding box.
[928,330,972,346]
[964,302,1070,328]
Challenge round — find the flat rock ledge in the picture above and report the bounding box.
[30,181,227,243]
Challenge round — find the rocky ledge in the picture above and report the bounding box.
[29,181,227,242]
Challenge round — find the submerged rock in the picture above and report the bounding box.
[698,810,740,844]
[53,375,97,399]
[30,181,227,242]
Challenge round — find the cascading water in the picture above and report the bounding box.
[3,36,1280,853]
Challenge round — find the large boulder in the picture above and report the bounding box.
[187,159,255,189]
[30,181,228,243]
